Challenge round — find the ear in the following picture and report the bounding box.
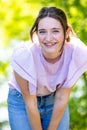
[65,26,72,41]
[66,27,72,38]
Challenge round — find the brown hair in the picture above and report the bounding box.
[30,7,70,41]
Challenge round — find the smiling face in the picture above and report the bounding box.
[37,17,65,62]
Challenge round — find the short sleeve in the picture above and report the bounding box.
[62,38,87,88]
[11,44,37,95]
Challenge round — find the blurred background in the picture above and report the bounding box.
[0,0,87,130]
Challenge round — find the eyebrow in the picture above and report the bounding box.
[52,28,61,30]
[38,29,45,31]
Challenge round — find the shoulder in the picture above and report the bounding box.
[68,36,87,49]
[12,41,37,62]
[12,41,32,57]
[11,41,41,69]
[64,37,87,55]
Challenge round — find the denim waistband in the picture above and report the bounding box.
[37,92,55,99]
[37,92,55,106]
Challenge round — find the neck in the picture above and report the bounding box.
[43,49,63,64]
[43,54,61,63]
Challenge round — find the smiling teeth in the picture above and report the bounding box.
[44,42,56,45]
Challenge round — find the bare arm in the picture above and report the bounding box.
[14,71,42,130]
[47,87,72,130]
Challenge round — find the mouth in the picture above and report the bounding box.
[43,42,57,47]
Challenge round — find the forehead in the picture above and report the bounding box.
[38,17,62,29]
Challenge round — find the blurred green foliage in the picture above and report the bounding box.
[0,0,87,130]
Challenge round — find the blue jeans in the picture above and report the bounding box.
[7,89,69,130]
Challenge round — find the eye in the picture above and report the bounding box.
[38,29,46,34]
[53,30,59,33]
[39,31,46,34]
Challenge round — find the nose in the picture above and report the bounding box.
[45,32,53,41]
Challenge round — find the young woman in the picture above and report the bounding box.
[7,7,87,130]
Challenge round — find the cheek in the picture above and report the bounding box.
[37,35,44,42]
[57,33,65,41]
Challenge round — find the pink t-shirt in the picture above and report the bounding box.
[8,37,87,96]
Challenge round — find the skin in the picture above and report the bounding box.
[14,71,42,130]
[14,17,72,130]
